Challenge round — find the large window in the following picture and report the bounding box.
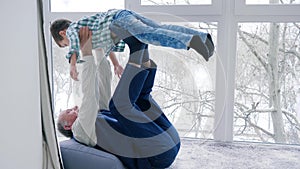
[149,22,217,138]
[234,22,300,144]
[45,0,300,144]
[232,0,300,144]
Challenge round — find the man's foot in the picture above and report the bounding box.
[142,60,151,68]
[189,35,210,61]
[205,34,215,58]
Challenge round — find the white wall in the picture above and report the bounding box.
[0,0,42,169]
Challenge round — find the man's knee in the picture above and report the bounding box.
[149,143,180,168]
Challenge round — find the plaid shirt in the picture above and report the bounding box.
[66,9,125,62]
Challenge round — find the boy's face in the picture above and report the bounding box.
[58,30,70,48]
[58,38,69,48]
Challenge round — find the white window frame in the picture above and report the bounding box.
[127,0,222,16]
[44,0,300,142]
[235,0,300,16]
[232,0,300,142]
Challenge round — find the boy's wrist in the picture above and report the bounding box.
[70,54,77,65]
[113,63,120,67]
[70,59,76,66]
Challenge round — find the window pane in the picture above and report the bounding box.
[52,21,217,139]
[51,41,75,118]
[141,0,211,5]
[50,0,124,12]
[234,22,300,144]
[150,22,217,139]
[246,0,300,5]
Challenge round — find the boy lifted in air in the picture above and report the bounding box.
[50,9,214,81]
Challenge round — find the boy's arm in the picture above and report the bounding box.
[69,53,79,81]
[66,27,81,61]
[66,27,81,81]
[109,52,123,78]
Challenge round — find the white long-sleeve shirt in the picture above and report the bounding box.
[95,49,112,111]
[72,55,98,146]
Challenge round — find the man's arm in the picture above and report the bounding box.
[72,27,98,146]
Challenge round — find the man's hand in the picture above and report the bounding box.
[79,27,93,56]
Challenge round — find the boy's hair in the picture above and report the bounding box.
[50,19,71,44]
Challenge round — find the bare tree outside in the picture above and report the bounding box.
[52,42,74,117]
[235,17,300,143]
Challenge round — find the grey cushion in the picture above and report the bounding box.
[60,139,125,169]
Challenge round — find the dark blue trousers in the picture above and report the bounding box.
[95,63,180,169]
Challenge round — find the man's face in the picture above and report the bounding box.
[59,106,79,129]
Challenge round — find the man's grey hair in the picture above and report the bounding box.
[56,118,73,138]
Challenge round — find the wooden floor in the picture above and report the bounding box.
[169,138,300,169]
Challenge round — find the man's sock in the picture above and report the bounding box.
[123,36,147,65]
[142,45,150,63]
[142,49,151,68]
[189,35,210,61]
[128,50,144,65]
[142,61,151,68]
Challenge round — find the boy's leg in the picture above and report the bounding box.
[109,22,150,66]
[111,10,193,50]
[155,24,214,61]
[157,24,214,57]
[111,10,212,60]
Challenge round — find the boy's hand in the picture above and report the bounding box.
[114,65,124,78]
[70,64,79,81]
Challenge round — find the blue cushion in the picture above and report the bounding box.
[60,139,125,169]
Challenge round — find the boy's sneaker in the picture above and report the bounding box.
[205,34,215,58]
[189,35,210,61]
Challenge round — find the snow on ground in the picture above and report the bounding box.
[169,138,300,169]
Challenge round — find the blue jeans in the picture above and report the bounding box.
[95,62,180,169]
[110,9,207,50]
